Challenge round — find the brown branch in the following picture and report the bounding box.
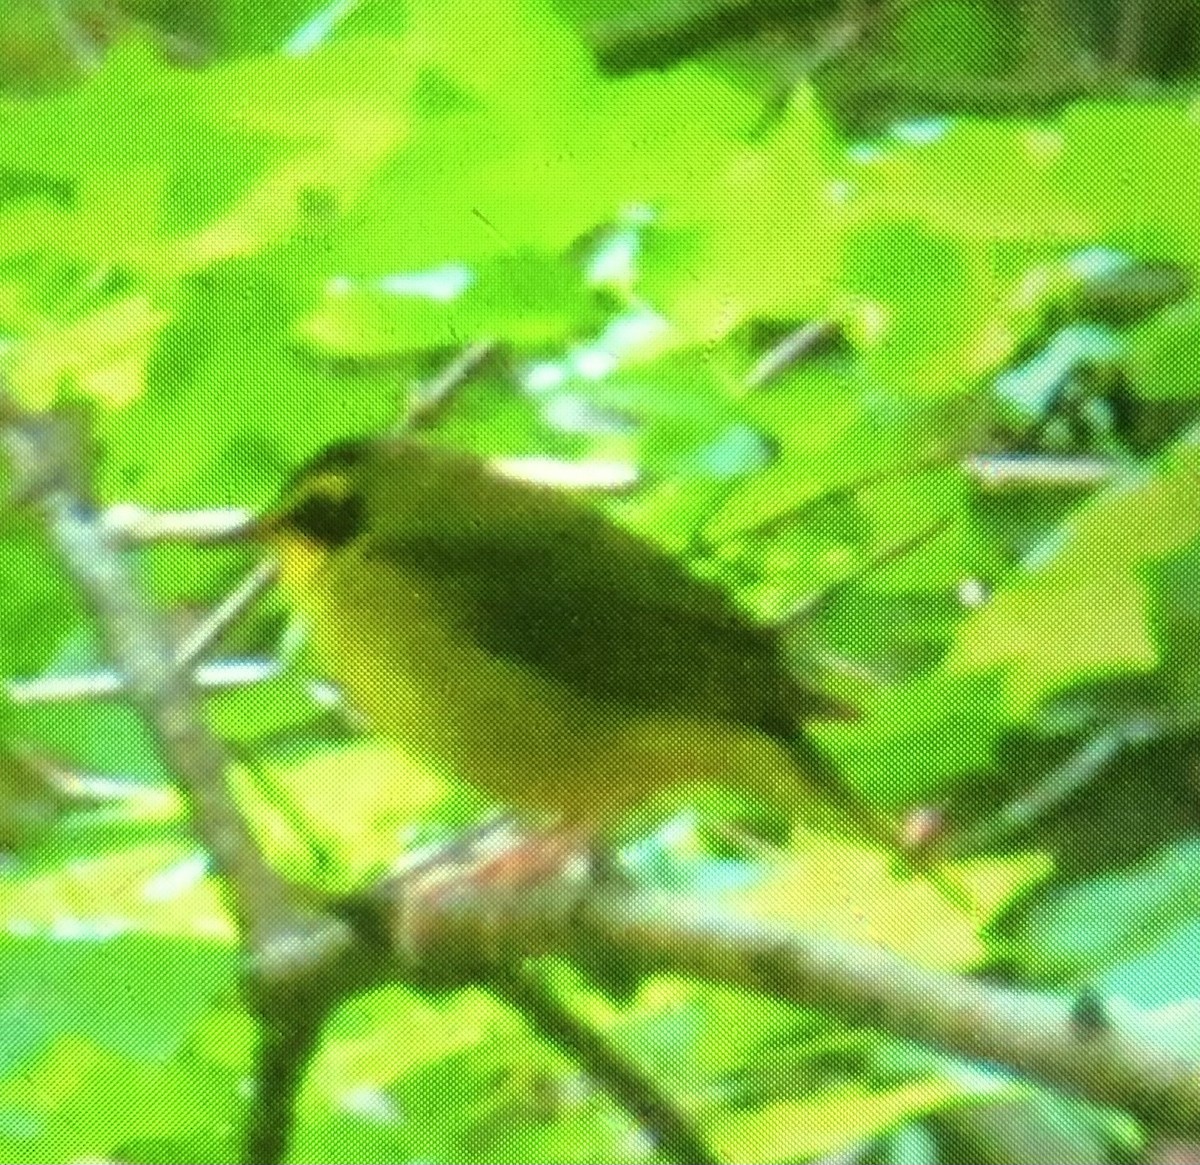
[2,407,349,966]
[363,872,1200,1141]
[0,398,361,1164]
[14,397,1200,1157]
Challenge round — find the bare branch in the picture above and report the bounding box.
[403,339,500,431]
[3,408,351,958]
[100,503,255,544]
[938,717,1163,856]
[364,872,1200,1141]
[745,319,843,388]
[173,561,278,672]
[962,453,1119,489]
[1,398,359,1165]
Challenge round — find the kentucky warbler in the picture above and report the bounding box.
[255,436,895,847]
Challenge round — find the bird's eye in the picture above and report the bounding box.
[282,473,365,547]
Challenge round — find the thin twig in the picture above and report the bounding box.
[1,398,359,1165]
[701,456,942,549]
[5,657,282,704]
[833,65,1142,127]
[369,875,1200,1142]
[774,515,954,628]
[3,411,350,954]
[744,320,843,389]
[1109,0,1148,73]
[101,503,255,544]
[487,962,719,1165]
[6,561,278,704]
[961,453,1118,489]
[403,340,499,432]
[939,717,1163,857]
[174,561,278,672]
[244,993,342,1165]
[41,0,104,70]
[7,553,277,707]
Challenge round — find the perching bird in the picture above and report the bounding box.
[254,435,899,851]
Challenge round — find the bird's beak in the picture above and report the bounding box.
[238,511,275,540]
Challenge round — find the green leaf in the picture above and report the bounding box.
[818,671,1007,807]
[947,571,1157,713]
[710,1076,962,1165]
[993,837,1200,981]
[947,435,1200,710]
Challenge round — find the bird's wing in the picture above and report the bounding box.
[365,516,851,728]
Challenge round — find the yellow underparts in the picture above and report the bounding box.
[273,536,801,827]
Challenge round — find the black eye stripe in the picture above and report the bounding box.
[283,483,366,547]
[272,441,373,547]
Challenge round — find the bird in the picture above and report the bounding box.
[251,435,901,853]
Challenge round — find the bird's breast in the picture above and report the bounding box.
[279,542,798,825]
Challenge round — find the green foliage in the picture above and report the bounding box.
[892,1,1014,77]
[0,935,244,1163]
[1126,297,1200,399]
[992,838,1200,982]
[1,0,1200,1161]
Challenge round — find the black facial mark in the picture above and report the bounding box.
[285,488,365,547]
